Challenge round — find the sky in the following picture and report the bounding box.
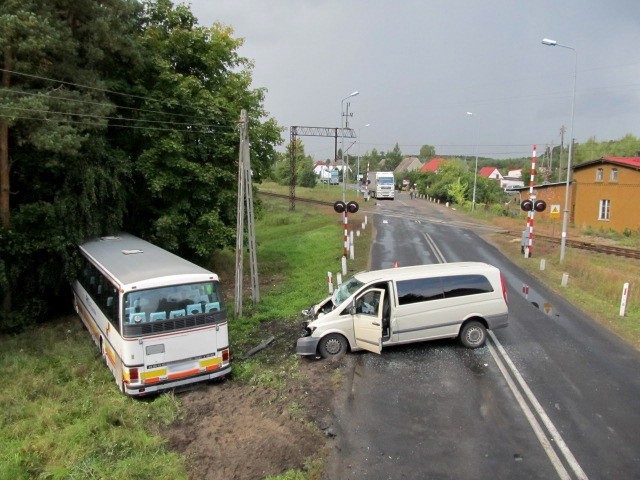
[187,0,640,161]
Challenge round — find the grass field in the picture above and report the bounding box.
[462,208,640,350]
[0,191,372,480]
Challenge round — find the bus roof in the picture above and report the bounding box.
[79,233,215,288]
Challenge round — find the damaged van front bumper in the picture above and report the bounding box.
[296,335,320,356]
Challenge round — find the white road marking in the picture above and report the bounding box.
[487,335,571,480]
[422,233,447,264]
[417,225,588,479]
[489,331,589,480]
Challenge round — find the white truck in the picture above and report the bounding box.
[368,171,395,199]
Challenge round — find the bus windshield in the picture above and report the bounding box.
[124,281,223,326]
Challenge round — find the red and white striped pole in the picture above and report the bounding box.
[343,211,349,257]
[525,145,537,258]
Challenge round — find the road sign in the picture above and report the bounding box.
[550,204,561,219]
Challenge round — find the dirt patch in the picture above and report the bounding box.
[163,329,342,480]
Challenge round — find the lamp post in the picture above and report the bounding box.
[542,38,577,263]
[341,90,359,203]
[466,111,479,211]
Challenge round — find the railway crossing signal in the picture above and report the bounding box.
[520,199,546,212]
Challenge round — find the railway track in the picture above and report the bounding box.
[513,232,640,260]
[258,190,333,206]
[258,191,640,260]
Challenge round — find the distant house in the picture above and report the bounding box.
[376,158,390,171]
[501,177,526,190]
[513,156,640,232]
[313,161,331,182]
[478,167,503,181]
[572,156,640,232]
[421,157,447,173]
[394,156,423,175]
[508,168,522,178]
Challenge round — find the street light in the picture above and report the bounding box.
[466,111,479,211]
[340,91,359,202]
[542,37,577,262]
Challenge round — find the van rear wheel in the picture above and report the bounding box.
[460,321,487,348]
[318,333,348,360]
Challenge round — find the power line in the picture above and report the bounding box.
[0,68,241,129]
[9,114,222,134]
[0,104,232,130]
[0,86,226,122]
[1,68,156,102]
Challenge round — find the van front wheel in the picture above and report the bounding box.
[319,333,348,360]
[460,321,487,348]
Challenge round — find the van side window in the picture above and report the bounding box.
[397,278,444,306]
[441,275,493,298]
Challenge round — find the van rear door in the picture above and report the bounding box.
[352,288,384,354]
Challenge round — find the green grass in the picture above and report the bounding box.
[0,318,185,480]
[0,192,372,480]
[228,194,372,373]
[258,180,365,205]
[491,234,640,349]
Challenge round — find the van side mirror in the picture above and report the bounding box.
[349,302,356,315]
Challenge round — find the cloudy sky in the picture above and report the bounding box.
[188,0,640,160]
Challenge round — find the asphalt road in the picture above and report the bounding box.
[324,192,640,480]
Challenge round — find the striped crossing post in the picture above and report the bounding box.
[343,211,349,257]
[525,145,537,258]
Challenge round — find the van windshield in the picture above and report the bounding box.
[333,277,364,305]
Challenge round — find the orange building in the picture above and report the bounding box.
[516,156,640,232]
[516,182,573,222]
[571,157,640,232]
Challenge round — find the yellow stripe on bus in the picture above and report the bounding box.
[200,357,221,368]
[141,368,167,380]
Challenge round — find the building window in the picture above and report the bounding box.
[598,199,610,221]
[610,168,618,182]
[596,168,603,181]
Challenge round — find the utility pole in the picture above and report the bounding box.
[559,125,566,181]
[234,110,260,317]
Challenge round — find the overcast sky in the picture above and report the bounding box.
[188,0,640,160]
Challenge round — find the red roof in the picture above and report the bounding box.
[479,167,499,177]
[604,157,640,168]
[421,157,446,172]
[574,157,640,170]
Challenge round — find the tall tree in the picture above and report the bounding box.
[0,0,141,328]
[419,144,436,161]
[386,143,403,171]
[124,0,281,259]
[274,139,315,188]
[0,0,282,330]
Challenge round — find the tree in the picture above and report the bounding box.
[0,0,141,328]
[124,0,281,259]
[386,143,403,171]
[0,0,282,330]
[274,139,315,188]
[447,178,468,205]
[419,144,436,161]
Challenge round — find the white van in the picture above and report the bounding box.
[296,262,508,359]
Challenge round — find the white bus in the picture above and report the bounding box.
[72,233,230,396]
